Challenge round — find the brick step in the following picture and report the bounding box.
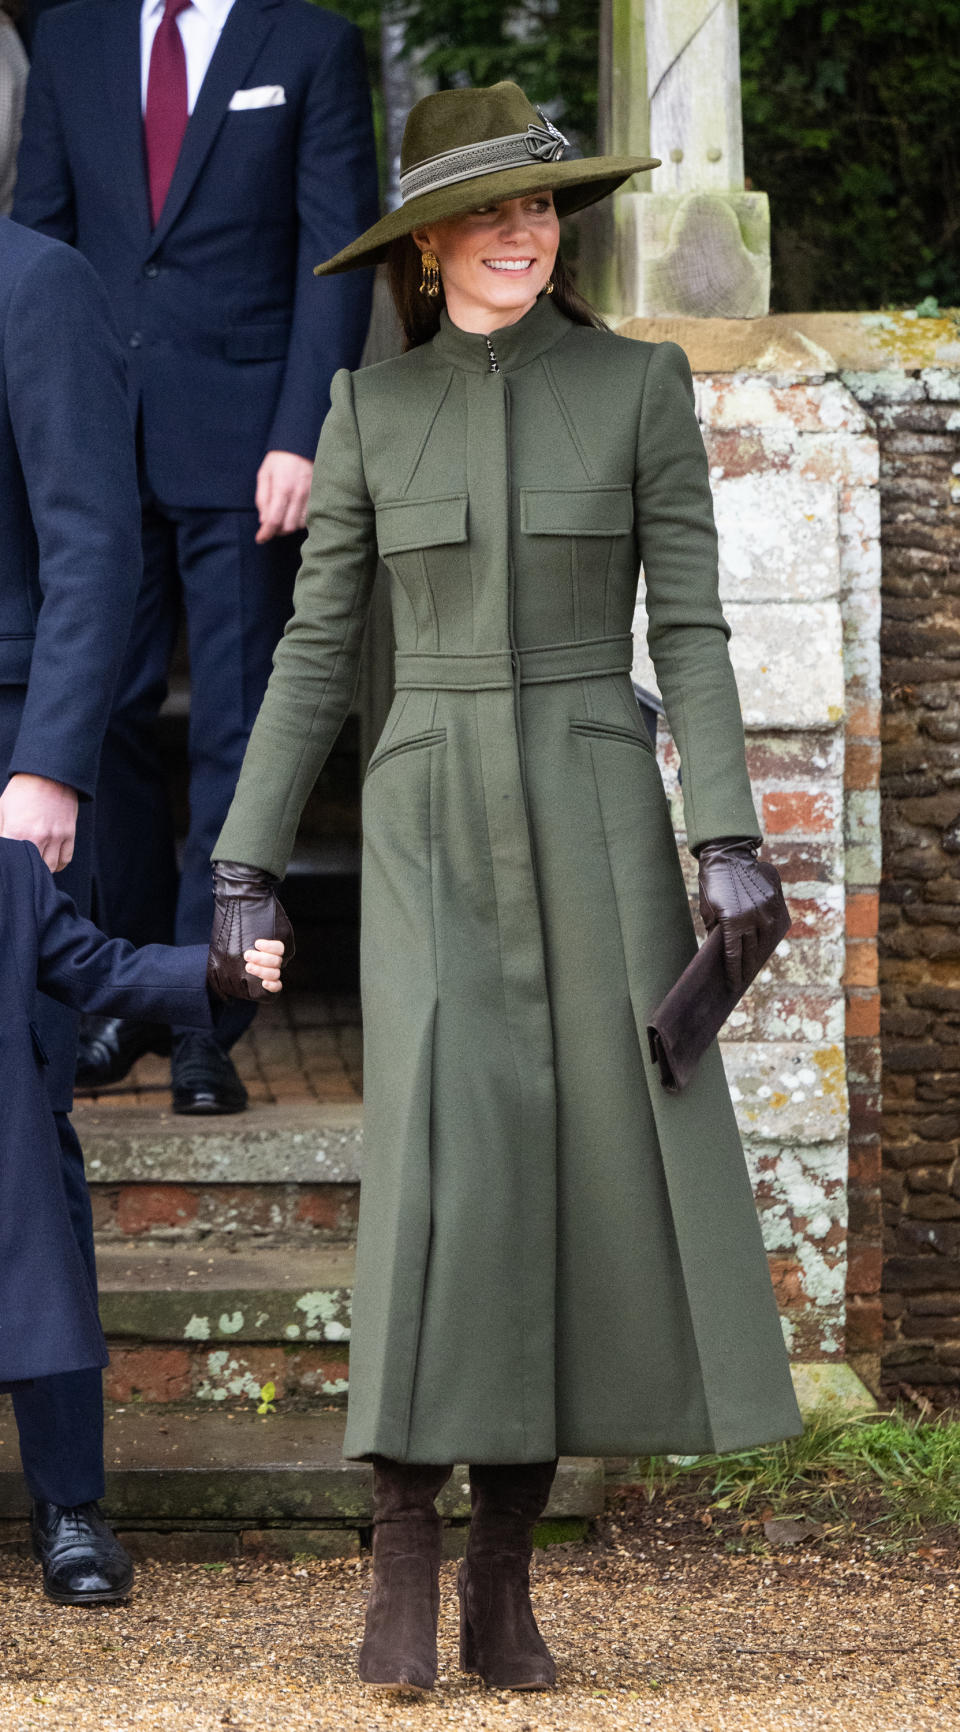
[98,1242,355,1405]
[0,1407,603,1558]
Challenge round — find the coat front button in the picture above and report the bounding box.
[129,332,142,348]
[144,264,159,279]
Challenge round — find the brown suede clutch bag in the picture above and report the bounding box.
[647,901,792,1094]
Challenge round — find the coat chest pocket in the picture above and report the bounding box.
[520,485,634,537]
[375,496,469,556]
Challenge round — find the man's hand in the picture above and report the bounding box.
[0,773,79,872]
[255,450,313,544]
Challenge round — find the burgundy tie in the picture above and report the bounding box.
[144,0,192,226]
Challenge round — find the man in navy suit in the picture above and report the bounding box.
[0,214,143,1601]
[14,0,379,1112]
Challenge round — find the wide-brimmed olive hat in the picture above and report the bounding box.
[314,81,659,277]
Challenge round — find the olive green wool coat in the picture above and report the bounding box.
[216,295,802,1465]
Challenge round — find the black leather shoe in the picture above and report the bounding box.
[171,1034,248,1115]
[75,1015,171,1090]
[31,1501,134,1606]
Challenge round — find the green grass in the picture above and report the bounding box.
[631,1411,960,1538]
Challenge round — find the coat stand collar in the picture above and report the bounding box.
[432,294,572,373]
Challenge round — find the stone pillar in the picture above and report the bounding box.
[601,0,771,320]
[629,350,881,1390]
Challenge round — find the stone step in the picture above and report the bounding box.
[79,1101,363,1186]
[0,1406,604,1532]
[97,1242,354,1406]
[98,1243,355,1342]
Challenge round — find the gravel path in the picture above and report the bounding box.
[1,1517,957,1731]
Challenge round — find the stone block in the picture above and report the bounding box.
[921,368,960,402]
[620,189,770,319]
[632,598,846,730]
[789,1362,877,1417]
[725,1042,848,1143]
[712,475,840,603]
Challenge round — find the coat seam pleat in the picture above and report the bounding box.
[472,694,532,1458]
[580,734,717,1450]
[399,370,455,497]
[542,358,595,481]
[397,745,442,1459]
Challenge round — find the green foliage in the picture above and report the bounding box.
[739,0,960,309]
[641,1410,960,1536]
[385,0,599,147]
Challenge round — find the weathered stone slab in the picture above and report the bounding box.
[724,1043,848,1144]
[790,1362,877,1417]
[616,311,960,374]
[634,598,845,729]
[77,1102,363,1184]
[713,475,840,603]
[698,375,871,436]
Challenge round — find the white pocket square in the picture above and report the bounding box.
[228,85,286,110]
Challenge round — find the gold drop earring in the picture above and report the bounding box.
[545,278,555,295]
[419,250,441,297]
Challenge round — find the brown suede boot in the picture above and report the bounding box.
[358,1457,452,1692]
[458,1459,559,1690]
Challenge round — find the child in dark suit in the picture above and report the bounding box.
[0,834,283,1391]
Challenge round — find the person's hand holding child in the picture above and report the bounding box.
[241,937,285,994]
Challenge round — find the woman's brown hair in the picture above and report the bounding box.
[387,231,606,352]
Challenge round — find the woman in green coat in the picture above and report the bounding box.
[210,82,802,1694]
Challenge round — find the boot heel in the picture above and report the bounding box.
[457,1562,479,1673]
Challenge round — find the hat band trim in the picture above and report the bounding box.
[399,121,567,205]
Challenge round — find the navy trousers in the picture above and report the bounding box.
[0,686,103,1503]
[12,1114,105,1506]
[93,479,301,1046]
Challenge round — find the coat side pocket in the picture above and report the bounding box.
[365,728,447,781]
[570,718,655,755]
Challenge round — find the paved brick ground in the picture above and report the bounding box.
[75,995,362,1109]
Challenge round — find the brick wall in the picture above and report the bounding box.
[845,367,960,1394]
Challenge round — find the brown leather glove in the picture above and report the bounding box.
[697,837,787,996]
[207,861,295,1003]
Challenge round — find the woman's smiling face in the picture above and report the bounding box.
[413,192,560,334]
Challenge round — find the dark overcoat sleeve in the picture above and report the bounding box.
[10,11,75,242]
[2,237,142,797]
[265,19,379,458]
[28,845,213,1028]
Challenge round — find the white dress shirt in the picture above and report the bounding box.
[141,0,237,115]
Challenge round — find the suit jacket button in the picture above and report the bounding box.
[129,332,142,348]
[144,264,159,279]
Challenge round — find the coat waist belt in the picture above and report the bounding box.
[394,635,634,691]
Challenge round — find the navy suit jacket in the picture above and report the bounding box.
[13,0,380,508]
[0,216,142,1106]
[0,217,142,796]
[1,837,211,1385]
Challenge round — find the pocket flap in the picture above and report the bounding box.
[223,321,291,362]
[521,485,634,537]
[376,496,468,555]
